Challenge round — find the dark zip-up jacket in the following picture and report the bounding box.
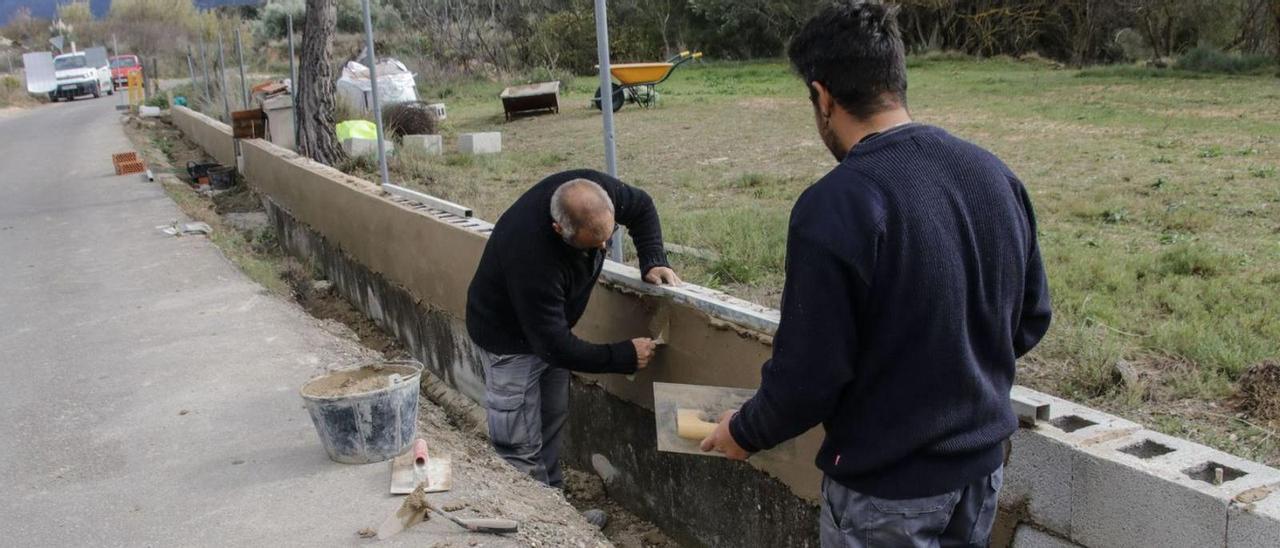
[466,169,669,374]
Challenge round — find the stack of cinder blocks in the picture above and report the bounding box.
[1002,386,1280,547]
[112,152,146,176]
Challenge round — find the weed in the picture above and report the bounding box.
[1248,165,1276,179]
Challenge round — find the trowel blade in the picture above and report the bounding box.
[652,382,756,457]
[649,304,671,345]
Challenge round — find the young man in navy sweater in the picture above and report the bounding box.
[698,2,1052,546]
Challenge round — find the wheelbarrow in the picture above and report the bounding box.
[592,51,703,112]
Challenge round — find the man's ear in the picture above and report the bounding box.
[552,222,563,236]
[810,81,835,119]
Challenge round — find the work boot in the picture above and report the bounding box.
[582,509,608,529]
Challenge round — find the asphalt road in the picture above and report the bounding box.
[0,96,475,545]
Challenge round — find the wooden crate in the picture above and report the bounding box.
[232,108,267,139]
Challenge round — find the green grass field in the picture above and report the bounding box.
[354,56,1280,464]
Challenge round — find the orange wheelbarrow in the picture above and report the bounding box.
[593,51,703,112]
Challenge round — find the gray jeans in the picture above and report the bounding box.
[482,352,571,488]
[820,466,1004,548]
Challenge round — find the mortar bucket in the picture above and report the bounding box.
[300,362,421,464]
[208,165,235,190]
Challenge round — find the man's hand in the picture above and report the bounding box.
[643,266,681,286]
[699,410,751,461]
[631,337,658,369]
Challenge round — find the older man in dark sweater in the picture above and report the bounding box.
[466,169,678,503]
[698,3,1052,546]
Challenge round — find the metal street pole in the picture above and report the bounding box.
[217,32,231,122]
[360,0,390,187]
[198,33,212,103]
[287,13,298,150]
[594,0,623,262]
[234,26,248,108]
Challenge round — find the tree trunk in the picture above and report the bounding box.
[1272,0,1280,66]
[296,0,344,165]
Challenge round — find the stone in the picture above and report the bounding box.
[458,132,501,155]
[402,134,443,155]
[341,137,394,157]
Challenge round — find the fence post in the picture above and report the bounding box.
[217,31,231,122]
[235,26,249,108]
[198,33,212,104]
[360,0,390,187]
[594,0,624,262]
[287,12,298,150]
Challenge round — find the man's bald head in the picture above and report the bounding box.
[551,179,616,250]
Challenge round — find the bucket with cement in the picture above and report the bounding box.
[208,165,235,190]
[300,362,421,464]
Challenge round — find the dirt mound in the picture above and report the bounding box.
[1236,360,1280,421]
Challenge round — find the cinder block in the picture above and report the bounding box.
[341,137,394,157]
[458,132,501,155]
[1002,387,1143,538]
[1069,430,1280,548]
[1229,486,1280,548]
[1012,525,1081,548]
[402,134,443,155]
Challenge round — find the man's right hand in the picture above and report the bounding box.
[631,337,658,369]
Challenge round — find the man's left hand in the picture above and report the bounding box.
[644,266,681,286]
[699,410,751,461]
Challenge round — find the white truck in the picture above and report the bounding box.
[50,51,113,102]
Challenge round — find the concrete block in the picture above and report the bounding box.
[1229,486,1280,547]
[1068,430,1280,548]
[1001,386,1143,538]
[458,132,501,155]
[1012,525,1081,548]
[341,137,394,157]
[1003,428,1075,536]
[402,134,443,155]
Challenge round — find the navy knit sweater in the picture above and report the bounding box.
[730,124,1052,499]
[466,169,669,374]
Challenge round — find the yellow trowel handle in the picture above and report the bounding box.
[676,408,718,440]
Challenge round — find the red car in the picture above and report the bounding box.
[109,55,142,90]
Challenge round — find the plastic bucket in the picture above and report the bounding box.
[208,165,235,190]
[300,362,421,464]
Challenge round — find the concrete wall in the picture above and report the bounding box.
[173,107,1280,548]
[171,106,236,167]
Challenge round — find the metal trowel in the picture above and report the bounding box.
[652,382,757,457]
[627,305,672,381]
[389,438,452,495]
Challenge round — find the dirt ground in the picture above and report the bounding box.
[126,114,683,547]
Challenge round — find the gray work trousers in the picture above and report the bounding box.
[482,352,571,488]
[820,466,1004,548]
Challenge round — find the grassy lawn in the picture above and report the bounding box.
[371,55,1280,464]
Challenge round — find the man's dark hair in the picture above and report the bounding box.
[787,1,907,119]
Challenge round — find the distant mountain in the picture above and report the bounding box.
[0,0,261,27]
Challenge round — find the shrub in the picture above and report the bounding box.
[1175,46,1274,75]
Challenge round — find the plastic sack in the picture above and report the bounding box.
[336,58,417,113]
[336,120,378,141]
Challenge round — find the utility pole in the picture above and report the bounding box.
[186,47,197,97]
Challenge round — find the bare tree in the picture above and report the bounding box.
[1272,0,1280,65]
[296,0,345,165]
